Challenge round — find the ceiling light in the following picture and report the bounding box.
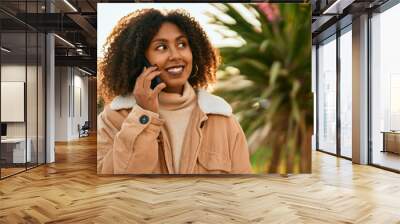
[322,0,355,15]
[54,34,75,48]
[1,47,11,53]
[63,0,78,12]
[78,67,93,76]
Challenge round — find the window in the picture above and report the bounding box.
[370,2,400,171]
[339,27,352,158]
[0,1,46,179]
[317,35,337,154]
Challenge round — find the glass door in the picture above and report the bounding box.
[370,3,400,171]
[317,35,337,155]
[339,26,352,159]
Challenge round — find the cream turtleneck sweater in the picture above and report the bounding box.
[158,82,196,172]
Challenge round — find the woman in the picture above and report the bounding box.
[97,8,252,174]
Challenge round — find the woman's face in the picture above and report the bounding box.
[145,22,193,94]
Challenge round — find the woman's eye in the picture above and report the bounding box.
[178,42,186,48]
[156,45,166,51]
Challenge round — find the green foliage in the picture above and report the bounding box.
[250,146,272,173]
[209,3,312,173]
[97,96,104,116]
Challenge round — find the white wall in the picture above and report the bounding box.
[1,65,25,134]
[1,63,46,164]
[54,67,89,141]
[1,64,35,138]
[312,45,316,151]
[55,67,69,141]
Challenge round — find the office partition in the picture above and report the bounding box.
[0,0,47,179]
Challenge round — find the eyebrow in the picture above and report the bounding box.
[151,35,187,43]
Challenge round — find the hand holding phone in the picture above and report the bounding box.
[132,60,166,113]
[143,58,162,90]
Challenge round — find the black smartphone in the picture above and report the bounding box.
[144,58,162,90]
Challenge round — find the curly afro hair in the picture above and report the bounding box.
[99,8,220,100]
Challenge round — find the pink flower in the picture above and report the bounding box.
[258,3,280,22]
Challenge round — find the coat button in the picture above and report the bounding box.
[139,115,149,124]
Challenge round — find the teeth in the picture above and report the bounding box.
[167,66,183,74]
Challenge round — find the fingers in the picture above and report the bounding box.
[143,70,161,90]
[141,67,155,87]
[153,82,167,95]
[142,65,157,76]
[134,66,158,93]
[137,66,157,83]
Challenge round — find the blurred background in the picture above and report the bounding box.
[210,4,312,174]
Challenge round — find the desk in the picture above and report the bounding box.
[1,138,31,163]
[381,131,400,154]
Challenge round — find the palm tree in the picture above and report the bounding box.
[208,3,312,173]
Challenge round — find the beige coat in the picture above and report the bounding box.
[97,89,253,174]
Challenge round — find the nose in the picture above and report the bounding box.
[168,46,182,61]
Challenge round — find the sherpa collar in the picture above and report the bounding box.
[109,89,232,117]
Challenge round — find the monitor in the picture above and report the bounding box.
[1,123,7,137]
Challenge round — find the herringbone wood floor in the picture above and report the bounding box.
[0,135,400,224]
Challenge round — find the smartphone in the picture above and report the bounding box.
[144,58,162,90]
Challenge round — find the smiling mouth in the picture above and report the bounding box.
[165,65,185,75]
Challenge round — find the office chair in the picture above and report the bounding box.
[79,121,90,138]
